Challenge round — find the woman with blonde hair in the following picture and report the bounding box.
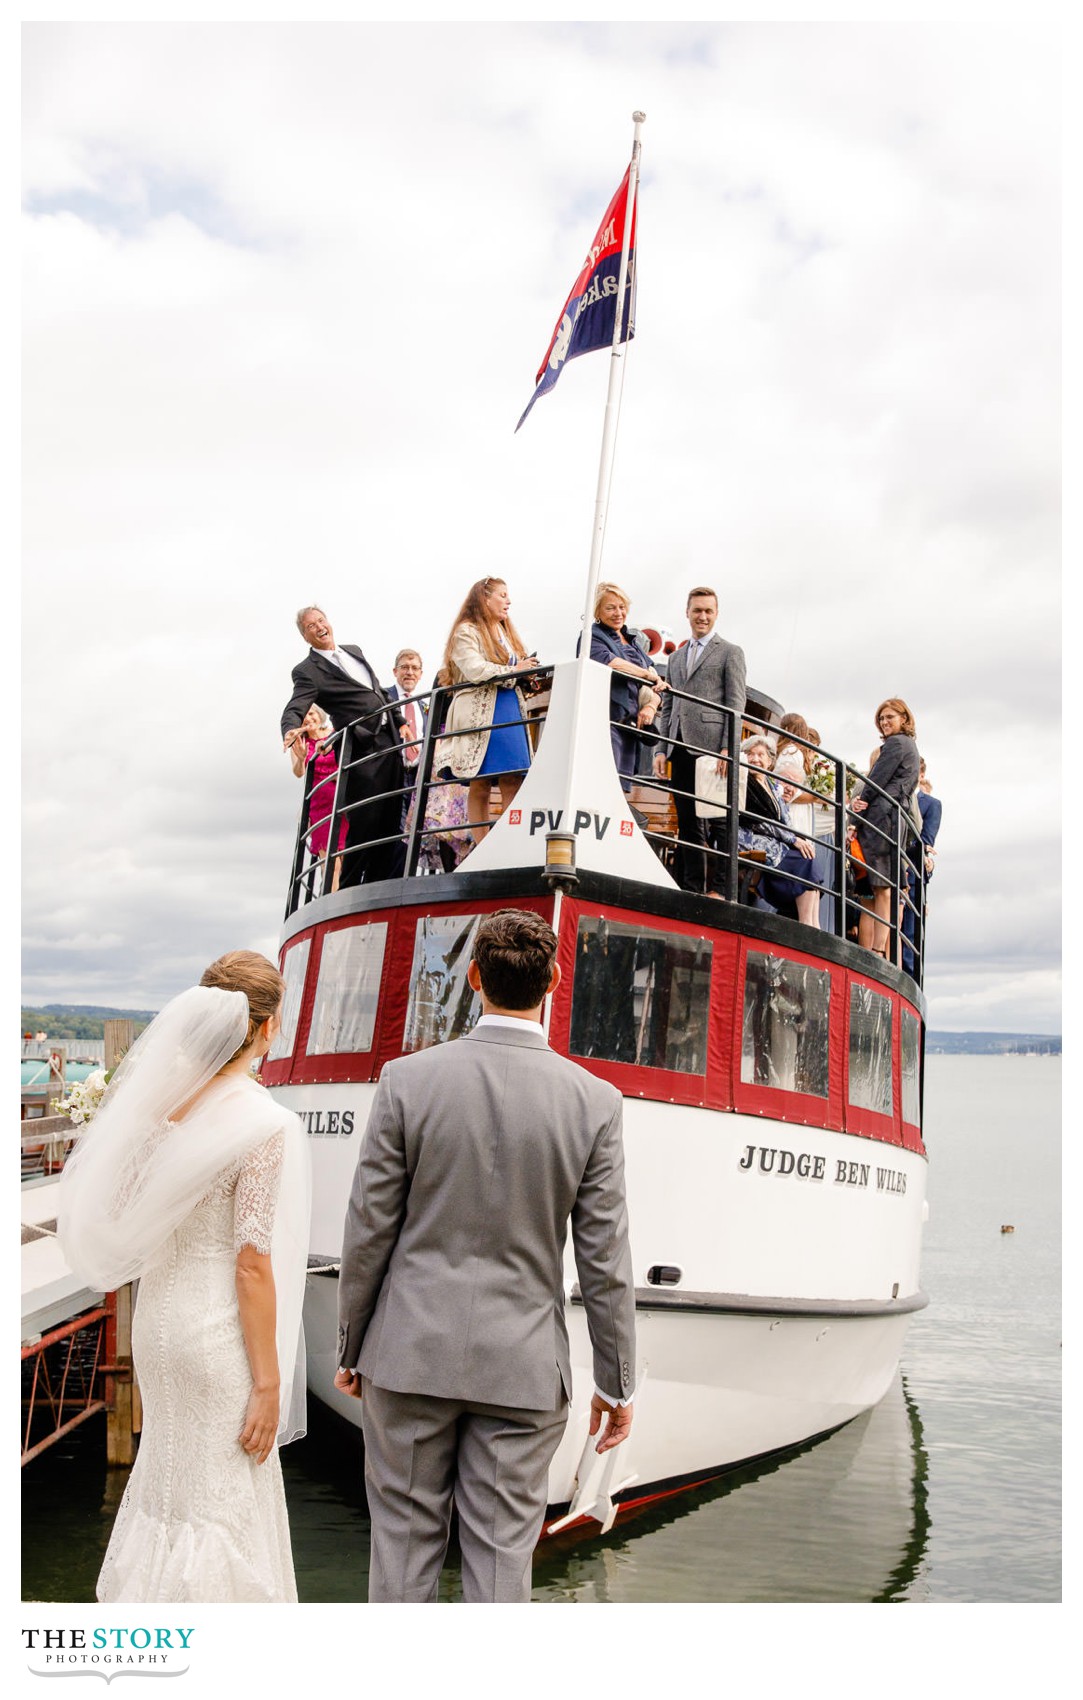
[438,577,537,841]
[58,950,310,1602]
[581,581,663,792]
[849,697,920,958]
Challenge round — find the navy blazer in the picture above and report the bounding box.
[580,622,651,721]
[918,791,942,849]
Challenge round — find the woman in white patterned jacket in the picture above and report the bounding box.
[437,576,538,844]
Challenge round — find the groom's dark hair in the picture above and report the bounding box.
[472,909,557,1011]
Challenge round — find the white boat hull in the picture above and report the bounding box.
[277,1079,927,1520]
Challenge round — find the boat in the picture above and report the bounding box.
[262,652,929,1537]
[532,1370,930,1601]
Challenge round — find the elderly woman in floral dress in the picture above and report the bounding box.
[738,735,823,928]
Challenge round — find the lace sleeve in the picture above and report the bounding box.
[233,1129,285,1255]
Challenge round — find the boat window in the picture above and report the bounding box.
[849,984,893,1115]
[267,938,311,1061]
[741,952,830,1098]
[568,918,711,1074]
[403,913,482,1053]
[307,923,389,1056]
[900,1006,921,1125]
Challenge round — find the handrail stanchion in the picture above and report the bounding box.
[284,751,317,920]
[835,759,848,940]
[321,724,348,899]
[892,807,904,968]
[725,707,740,903]
[404,687,444,877]
[919,858,928,985]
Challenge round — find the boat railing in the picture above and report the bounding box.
[283,671,927,986]
[284,669,554,913]
[633,684,925,978]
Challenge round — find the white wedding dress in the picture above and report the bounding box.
[96,1130,297,1603]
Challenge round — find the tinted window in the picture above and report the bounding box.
[742,952,830,1098]
[403,914,482,1053]
[849,984,893,1115]
[569,917,711,1074]
[267,938,311,1061]
[307,923,389,1055]
[901,1006,921,1126]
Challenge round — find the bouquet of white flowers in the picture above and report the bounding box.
[806,756,863,803]
[52,1068,109,1125]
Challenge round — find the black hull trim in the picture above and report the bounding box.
[279,864,926,1013]
[571,1284,929,1318]
[313,1262,928,1317]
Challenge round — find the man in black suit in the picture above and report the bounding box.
[281,606,406,887]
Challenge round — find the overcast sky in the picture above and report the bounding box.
[21,19,1061,1031]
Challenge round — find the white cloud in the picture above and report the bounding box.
[21,20,1060,1026]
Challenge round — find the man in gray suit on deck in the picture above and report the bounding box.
[654,586,747,894]
[335,908,636,1603]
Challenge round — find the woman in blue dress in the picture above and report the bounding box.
[438,577,537,843]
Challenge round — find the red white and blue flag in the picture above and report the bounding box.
[516,168,637,431]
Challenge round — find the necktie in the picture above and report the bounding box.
[404,700,420,765]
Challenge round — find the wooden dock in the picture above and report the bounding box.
[21,1090,140,1467]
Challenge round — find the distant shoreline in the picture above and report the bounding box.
[926,1033,1061,1056]
[19,1005,1062,1056]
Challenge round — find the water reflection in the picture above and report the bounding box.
[21,1374,929,1605]
[530,1373,930,1603]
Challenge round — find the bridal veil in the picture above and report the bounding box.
[57,984,310,1444]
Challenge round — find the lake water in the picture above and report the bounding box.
[21,1056,1061,1605]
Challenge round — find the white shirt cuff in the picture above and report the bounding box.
[595,1384,635,1408]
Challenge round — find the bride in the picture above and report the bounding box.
[58,950,310,1603]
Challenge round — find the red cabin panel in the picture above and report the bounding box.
[843,969,903,1146]
[267,891,925,1155]
[730,936,847,1134]
[262,925,319,1088]
[548,896,733,1111]
[372,895,556,1078]
[289,906,402,1085]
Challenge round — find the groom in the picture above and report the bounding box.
[335,908,636,1603]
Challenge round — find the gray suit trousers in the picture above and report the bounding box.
[361,1379,568,1603]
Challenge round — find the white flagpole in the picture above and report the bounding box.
[577,110,646,670]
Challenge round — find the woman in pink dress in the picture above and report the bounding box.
[289,704,347,891]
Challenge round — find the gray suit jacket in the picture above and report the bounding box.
[337,1024,636,1411]
[658,631,747,760]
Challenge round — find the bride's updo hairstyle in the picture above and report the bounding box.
[200,950,284,1064]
